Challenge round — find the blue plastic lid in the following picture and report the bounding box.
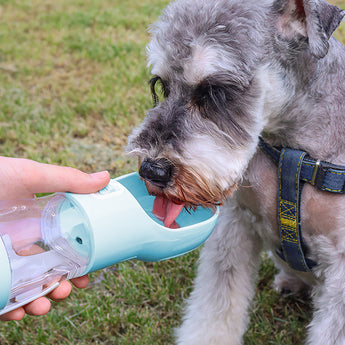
[0,236,11,310]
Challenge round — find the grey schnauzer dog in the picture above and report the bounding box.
[127,0,345,343]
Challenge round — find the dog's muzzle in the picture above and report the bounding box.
[138,158,184,228]
[139,158,174,188]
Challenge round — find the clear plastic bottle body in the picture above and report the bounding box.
[0,194,91,315]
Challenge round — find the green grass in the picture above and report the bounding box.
[0,0,344,344]
[0,0,166,174]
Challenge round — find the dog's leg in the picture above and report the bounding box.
[273,268,310,295]
[306,235,345,345]
[272,254,312,295]
[175,200,262,345]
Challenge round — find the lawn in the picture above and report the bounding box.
[0,0,344,344]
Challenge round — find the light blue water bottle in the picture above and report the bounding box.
[0,172,218,315]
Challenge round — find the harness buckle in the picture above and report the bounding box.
[310,160,321,186]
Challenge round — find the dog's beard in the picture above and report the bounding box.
[171,164,236,207]
[143,163,236,227]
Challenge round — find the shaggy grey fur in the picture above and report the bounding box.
[127,0,345,343]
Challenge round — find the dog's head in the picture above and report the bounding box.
[127,0,344,221]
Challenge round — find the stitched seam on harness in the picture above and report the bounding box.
[324,187,343,192]
[295,152,308,271]
[329,170,345,175]
[278,149,287,261]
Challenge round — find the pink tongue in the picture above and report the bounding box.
[153,195,185,229]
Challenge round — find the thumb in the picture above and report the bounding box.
[18,159,111,195]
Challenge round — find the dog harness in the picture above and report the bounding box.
[259,137,345,272]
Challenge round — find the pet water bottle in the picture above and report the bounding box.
[0,172,218,315]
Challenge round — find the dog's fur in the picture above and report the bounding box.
[127,0,345,343]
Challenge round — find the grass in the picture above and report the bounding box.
[0,0,344,344]
[0,0,165,174]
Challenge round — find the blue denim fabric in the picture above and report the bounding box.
[259,137,345,193]
[278,148,315,272]
[259,137,345,272]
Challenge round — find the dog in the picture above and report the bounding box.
[126,0,345,343]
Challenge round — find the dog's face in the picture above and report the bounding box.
[127,0,271,216]
[127,0,345,220]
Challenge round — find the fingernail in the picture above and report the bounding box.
[90,171,110,179]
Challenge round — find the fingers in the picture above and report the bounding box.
[21,159,110,195]
[24,297,51,316]
[47,281,73,301]
[1,276,90,321]
[71,275,90,289]
[47,276,89,301]
[0,297,52,321]
[1,157,110,198]
[0,307,25,321]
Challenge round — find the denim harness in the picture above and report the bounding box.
[259,137,345,272]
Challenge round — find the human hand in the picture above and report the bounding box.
[0,156,110,321]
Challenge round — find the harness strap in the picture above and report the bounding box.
[278,148,315,271]
[259,138,345,194]
[258,137,345,272]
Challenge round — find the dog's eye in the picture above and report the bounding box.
[149,76,169,107]
[192,82,227,110]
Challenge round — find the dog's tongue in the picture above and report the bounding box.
[153,195,185,229]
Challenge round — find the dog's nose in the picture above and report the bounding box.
[139,158,174,188]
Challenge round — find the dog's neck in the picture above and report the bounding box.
[260,36,345,163]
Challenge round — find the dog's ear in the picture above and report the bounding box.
[273,0,345,58]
